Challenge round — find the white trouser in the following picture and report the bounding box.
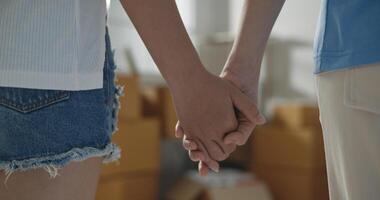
[316,63,380,200]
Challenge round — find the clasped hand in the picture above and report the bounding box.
[170,70,265,176]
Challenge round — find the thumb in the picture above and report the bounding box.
[224,119,255,145]
[230,86,264,124]
[175,121,184,138]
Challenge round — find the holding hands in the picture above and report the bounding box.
[173,68,265,176]
[122,0,283,176]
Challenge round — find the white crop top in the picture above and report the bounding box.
[0,0,108,90]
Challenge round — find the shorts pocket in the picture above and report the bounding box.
[0,87,70,113]
[344,63,380,115]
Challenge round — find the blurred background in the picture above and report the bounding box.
[96,0,329,200]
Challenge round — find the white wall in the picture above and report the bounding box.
[230,0,321,40]
[107,0,233,85]
[108,0,322,98]
[270,0,321,99]
[230,0,321,100]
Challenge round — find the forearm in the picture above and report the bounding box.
[222,0,285,91]
[119,0,207,91]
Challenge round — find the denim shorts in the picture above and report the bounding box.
[0,26,124,178]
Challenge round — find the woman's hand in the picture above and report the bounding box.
[171,69,260,164]
[176,70,266,175]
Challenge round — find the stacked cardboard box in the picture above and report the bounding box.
[272,104,320,129]
[224,140,252,169]
[100,119,160,175]
[141,86,178,139]
[251,104,329,200]
[116,74,142,119]
[97,171,159,200]
[96,74,160,200]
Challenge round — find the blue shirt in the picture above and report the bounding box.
[314,0,380,73]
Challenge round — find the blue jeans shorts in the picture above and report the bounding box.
[0,26,124,178]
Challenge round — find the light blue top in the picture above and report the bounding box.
[314,0,380,73]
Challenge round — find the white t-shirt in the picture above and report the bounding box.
[0,0,108,91]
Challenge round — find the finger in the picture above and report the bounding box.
[182,134,198,150]
[198,161,209,176]
[183,135,198,150]
[224,119,256,146]
[203,158,220,173]
[223,143,237,155]
[205,140,228,161]
[187,138,213,163]
[195,139,212,162]
[255,113,267,125]
[190,150,220,172]
[213,138,237,155]
[229,85,264,124]
[193,137,236,161]
[175,121,184,138]
[188,150,206,162]
[186,140,221,173]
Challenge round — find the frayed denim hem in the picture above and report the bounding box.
[0,143,120,184]
[109,47,125,135]
[112,82,125,134]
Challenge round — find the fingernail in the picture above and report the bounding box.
[224,138,235,145]
[190,142,197,150]
[210,164,219,173]
[214,166,220,173]
[184,141,194,149]
[228,138,239,144]
[257,114,267,124]
[184,142,190,149]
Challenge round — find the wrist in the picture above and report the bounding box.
[167,63,211,93]
[220,62,260,102]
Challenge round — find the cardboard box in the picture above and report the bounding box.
[141,87,178,138]
[96,171,159,200]
[225,141,252,169]
[251,123,329,200]
[253,166,329,200]
[252,124,325,169]
[273,104,320,129]
[160,88,178,138]
[167,170,273,200]
[141,86,161,117]
[116,74,142,119]
[101,118,160,176]
[201,183,273,200]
